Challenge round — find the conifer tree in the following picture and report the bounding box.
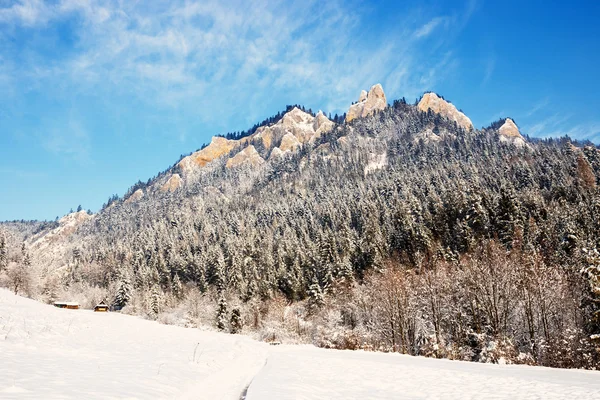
[216,295,228,331]
[230,308,242,334]
[114,273,132,310]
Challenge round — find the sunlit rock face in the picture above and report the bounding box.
[418,92,473,131]
[161,174,182,192]
[178,137,238,174]
[346,84,387,122]
[499,118,526,147]
[178,108,335,174]
[226,145,265,168]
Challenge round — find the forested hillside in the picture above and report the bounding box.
[2,89,600,369]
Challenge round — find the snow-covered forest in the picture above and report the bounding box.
[2,96,600,369]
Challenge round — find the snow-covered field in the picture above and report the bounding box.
[2,289,600,400]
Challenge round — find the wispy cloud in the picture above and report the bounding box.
[522,113,572,137]
[0,0,52,26]
[525,97,550,117]
[481,54,496,86]
[0,0,476,137]
[414,17,448,38]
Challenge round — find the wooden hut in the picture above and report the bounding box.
[94,303,109,312]
[54,301,80,309]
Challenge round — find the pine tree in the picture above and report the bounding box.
[216,295,228,331]
[230,308,242,334]
[307,278,324,313]
[113,272,132,310]
[172,273,183,299]
[150,284,161,316]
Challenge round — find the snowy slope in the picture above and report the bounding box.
[246,345,600,400]
[0,289,267,399]
[2,288,600,399]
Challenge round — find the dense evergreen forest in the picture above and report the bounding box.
[2,98,600,369]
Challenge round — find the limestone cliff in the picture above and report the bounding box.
[226,145,265,168]
[418,93,473,131]
[161,174,183,192]
[499,118,526,147]
[178,137,238,174]
[346,84,387,122]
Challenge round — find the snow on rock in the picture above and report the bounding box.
[246,345,600,400]
[28,210,93,251]
[499,118,527,147]
[268,147,285,160]
[178,137,239,174]
[160,174,183,193]
[124,188,144,204]
[414,124,457,144]
[225,145,265,169]
[414,126,442,144]
[346,84,387,122]
[418,92,474,131]
[263,107,333,146]
[364,153,388,175]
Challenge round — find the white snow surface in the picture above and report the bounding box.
[2,288,600,400]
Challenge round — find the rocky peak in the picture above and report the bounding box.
[226,145,265,168]
[256,107,334,157]
[346,84,387,122]
[418,93,473,131]
[176,106,334,175]
[498,118,527,147]
[358,90,368,102]
[499,118,521,138]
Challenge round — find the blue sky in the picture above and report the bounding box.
[1,0,599,221]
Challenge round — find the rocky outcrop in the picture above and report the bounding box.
[414,127,442,144]
[28,210,94,250]
[346,84,387,122]
[279,133,302,153]
[124,189,144,204]
[178,108,334,174]
[413,124,456,144]
[226,145,265,168]
[161,174,182,192]
[364,153,388,175]
[269,147,285,160]
[178,137,238,174]
[418,93,473,131]
[498,118,526,147]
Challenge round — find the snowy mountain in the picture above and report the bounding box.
[2,84,600,371]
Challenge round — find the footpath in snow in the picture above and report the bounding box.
[2,289,600,399]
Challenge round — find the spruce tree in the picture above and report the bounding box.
[113,273,132,310]
[216,296,228,331]
[230,308,242,334]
